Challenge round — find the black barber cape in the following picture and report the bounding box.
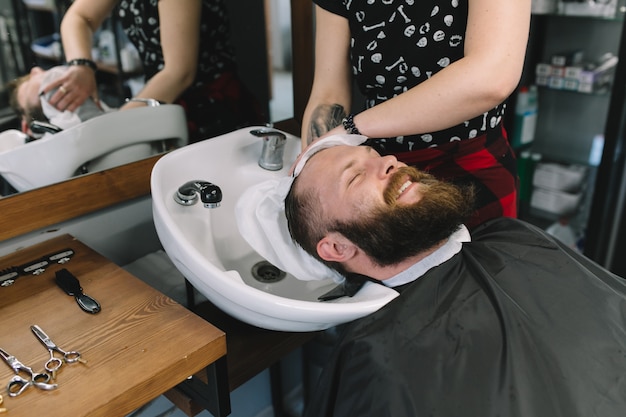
[304,218,626,417]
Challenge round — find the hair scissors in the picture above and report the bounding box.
[30,325,84,379]
[0,347,57,397]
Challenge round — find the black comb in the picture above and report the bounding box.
[55,268,101,314]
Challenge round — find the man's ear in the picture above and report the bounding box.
[317,232,358,263]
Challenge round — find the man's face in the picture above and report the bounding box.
[297,145,473,266]
[16,67,46,118]
[298,145,428,220]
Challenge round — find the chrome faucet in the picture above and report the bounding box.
[125,97,162,107]
[251,128,287,171]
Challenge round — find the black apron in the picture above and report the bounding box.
[305,218,626,417]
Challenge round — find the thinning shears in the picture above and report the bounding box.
[31,325,84,379]
[0,347,57,397]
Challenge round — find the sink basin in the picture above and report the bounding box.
[151,127,399,331]
[0,105,188,192]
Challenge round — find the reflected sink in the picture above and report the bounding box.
[151,127,399,331]
[0,105,188,192]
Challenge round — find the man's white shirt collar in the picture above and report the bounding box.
[382,225,471,288]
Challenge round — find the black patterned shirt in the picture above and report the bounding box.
[117,0,236,86]
[314,0,506,152]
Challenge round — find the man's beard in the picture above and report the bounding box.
[330,167,475,267]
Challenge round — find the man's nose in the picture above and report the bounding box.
[371,155,399,178]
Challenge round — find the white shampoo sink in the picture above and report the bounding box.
[150,127,398,331]
[0,105,188,192]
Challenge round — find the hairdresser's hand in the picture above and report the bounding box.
[289,125,351,175]
[320,124,348,140]
[42,65,98,112]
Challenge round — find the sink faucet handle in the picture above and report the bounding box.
[249,128,287,140]
[125,97,163,107]
[251,129,287,171]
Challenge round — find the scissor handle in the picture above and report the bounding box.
[7,373,57,396]
[44,357,63,373]
[31,371,50,384]
[30,377,57,391]
[62,350,82,364]
[7,375,30,397]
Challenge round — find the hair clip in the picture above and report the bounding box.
[45,249,75,265]
[0,267,19,287]
[19,258,49,276]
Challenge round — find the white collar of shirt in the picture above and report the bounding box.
[382,225,471,288]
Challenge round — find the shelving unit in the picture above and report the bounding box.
[529,15,621,162]
[513,6,625,248]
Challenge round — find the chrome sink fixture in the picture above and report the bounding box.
[251,128,287,171]
[0,105,188,192]
[151,127,399,332]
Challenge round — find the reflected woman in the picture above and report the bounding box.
[44,0,264,142]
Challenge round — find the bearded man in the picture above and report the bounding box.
[278,137,626,417]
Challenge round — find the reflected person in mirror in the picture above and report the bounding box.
[7,66,109,138]
[301,0,532,230]
[47,0,264,143]
[284,140,626,417]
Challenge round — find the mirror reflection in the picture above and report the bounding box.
[266,0,294,122]
[0,0,293,197]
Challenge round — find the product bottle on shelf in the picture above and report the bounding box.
[511,85,538,149]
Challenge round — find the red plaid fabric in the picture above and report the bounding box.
[371,126,518,230]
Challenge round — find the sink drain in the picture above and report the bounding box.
[251,261,286,283]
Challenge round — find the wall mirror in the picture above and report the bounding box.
[0,0,313,242]
[0,0,302,197]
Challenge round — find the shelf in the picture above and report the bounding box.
[519,0,626,259]
[22,0,57,13]
[532,3,626,22]
[537,84,613,97]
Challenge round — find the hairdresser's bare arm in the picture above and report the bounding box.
[122,0,201,109]
[336,0,531,140]
[44,0,117,111]
[300,6,353,149]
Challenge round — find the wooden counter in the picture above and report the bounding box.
[0,235,227,417]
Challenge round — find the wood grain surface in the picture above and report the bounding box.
[0,235,226,417]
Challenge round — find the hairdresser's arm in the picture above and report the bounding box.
[121,0,201,109]
[321,0,531,140]
[300,6,353,148]
[44,0,117,112]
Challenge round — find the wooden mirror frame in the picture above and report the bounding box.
[0,1,313,242]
